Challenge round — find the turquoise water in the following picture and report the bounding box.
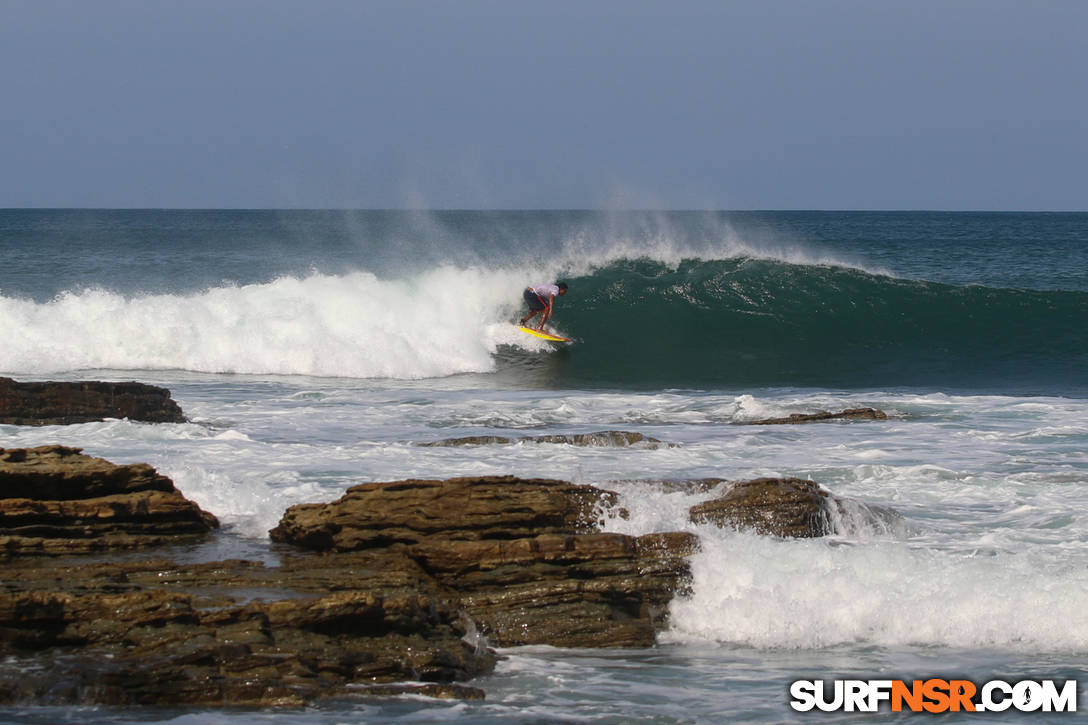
[2,210,1085,393]
[0,210,1085,722]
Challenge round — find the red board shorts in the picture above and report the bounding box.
[524,288,547,312]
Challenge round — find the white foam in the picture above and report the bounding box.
[0,268,540,379]
[663,530,1088,651]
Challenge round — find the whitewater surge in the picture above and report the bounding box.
[663,531,1088,651]
[0,267,540,378]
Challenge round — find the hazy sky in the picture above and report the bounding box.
[3,0,1086,210]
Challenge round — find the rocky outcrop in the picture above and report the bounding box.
[689,477,904,538]
[0,446,217,556]
[690,478,835,537]
[0,447,495,706]
[0,377,186,425]
[419,430,671,448]
[0,554,493,706]
[0,451,900,707]
[744,407,887,425]
[271,476,698,648]
[0,463,695,706]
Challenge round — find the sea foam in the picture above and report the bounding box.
[0,268,535,378]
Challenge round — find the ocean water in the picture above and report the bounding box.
[0,210,1086,722]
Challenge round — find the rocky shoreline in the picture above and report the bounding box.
[0,379,897,707]
[0,377,187,426]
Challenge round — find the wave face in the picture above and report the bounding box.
[1,210,1085,392]
[554,258,1088,392]
[2,257,1084,392]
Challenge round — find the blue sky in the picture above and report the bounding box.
[2,0,1086,209]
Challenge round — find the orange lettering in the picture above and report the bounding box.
[948,680,977,712]
[922,679,951,713]
[892,680,924,712]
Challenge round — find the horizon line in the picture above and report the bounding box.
[2,207,1086,214]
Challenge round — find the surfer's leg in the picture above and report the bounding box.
[521,289,544,325]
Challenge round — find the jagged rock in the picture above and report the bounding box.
[744,407,887,425]
[0,446,217,556]
[0,575,493,706]
[0,471,698,707]
[433,531,699,647]
[689,477,905,538]
[419,430,671,448]
[271,476,697,648]
[690,478,834,537]
[0,377,186,425]
[269,476,616,550]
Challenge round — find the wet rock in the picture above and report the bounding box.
[0,446,218,556]
[419,430,672,448]
[0,471,697,706]
[744,407,887,425]
[357,683,488,700]
[689,477,905,538]
[0,377,186,426]
[269,476,616,550]
[690,478,834,537]
[0,575,493,706]
[271,476,697,648]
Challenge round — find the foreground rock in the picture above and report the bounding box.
[0,450,496,706]
[744,407,887,425]
[419,430,671,448]
[0,554,493,706]
[0,456,899,707]
[0,461,694,706]
[0,446,218,556]
[271,476,698,648]
[690,477,904,538]
[0,377,186,425]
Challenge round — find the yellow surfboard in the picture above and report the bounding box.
[518,326,572,343]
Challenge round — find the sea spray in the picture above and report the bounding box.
[662,530,1088,651]
[0,268,536,378]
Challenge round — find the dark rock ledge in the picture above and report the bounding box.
[743,407,887,425]
[0,377,186,425]
[419,430,672,448]
[0,446,217,556]
[0,448,900,707]
[689,477,903,538]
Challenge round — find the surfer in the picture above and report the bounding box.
[520,282,567,331]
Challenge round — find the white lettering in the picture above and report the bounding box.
[981,680,1013,712]
[816,680,844,712]
[867,680,894,711]
[1041,680,1078,713]
[844,680,868,712]
[789,680,817,712]
[1013,680,1043,712]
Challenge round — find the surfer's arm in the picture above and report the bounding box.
[538,297,554,329]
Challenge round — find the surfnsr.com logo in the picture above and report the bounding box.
[789,679,1079,713]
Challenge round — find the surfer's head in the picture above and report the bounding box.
[557,282,568,295]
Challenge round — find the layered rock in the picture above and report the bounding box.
[0,464,695,706]
[271,476,698,647]
[0,555,493,706]
[0,445,218,556]
[689,477,904,538]
[0,452,903,708]
[419,430,670,448]
[0,377,186,425]
[744,407,887,425]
